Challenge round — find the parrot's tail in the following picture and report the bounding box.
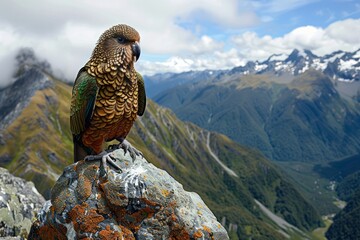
[73,137,90,163]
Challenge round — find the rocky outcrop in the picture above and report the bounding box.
[29,149,229,239]
[0,167,45,238]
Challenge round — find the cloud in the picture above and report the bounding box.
[0,0,259,85]
[0,0,359,82]
[139,18,360,75]
[0,24,20,87]
[325,18,360,44]
[137,48,246,75]
[231,18,360,61]
[0,50,17,88]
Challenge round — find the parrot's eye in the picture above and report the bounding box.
[117,37,126,44]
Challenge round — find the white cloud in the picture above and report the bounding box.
[0,0,257,85]
[139,18,360,75]
[231,18,360,61]
[137,48,246,75]
[325,18,360,44]
[0,0,359,82]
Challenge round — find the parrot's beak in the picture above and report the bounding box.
[132,42,141,62]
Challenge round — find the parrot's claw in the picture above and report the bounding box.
[111,139,143,160]
[120,139,143,160]
[84,150,121,173]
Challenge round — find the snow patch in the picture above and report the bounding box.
[254,64,267,72]
[326,52,345,63]
[339,59,357,71]
[312,58,327,71]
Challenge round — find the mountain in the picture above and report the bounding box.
[154,67,360,163]
[145,49,360,105]
[145,69,224,98]
[0,49,73,198]
[0,49,324,239]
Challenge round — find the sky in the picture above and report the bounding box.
[0,0,360,86]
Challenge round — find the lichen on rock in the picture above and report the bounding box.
[28,149,229,239]
[0,167,45,238]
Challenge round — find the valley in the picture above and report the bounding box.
[148,48,360,239]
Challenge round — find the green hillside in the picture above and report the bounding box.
[0,65,324,239]
[326,190,360,240]
[314,154,360,239]
[0,76,73,198]
[154,69,360,163]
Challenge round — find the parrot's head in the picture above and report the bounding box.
[91,24,141,68]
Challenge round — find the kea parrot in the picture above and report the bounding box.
[70,24,146,169]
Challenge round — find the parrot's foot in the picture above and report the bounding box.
[109,139,143,160]
[84,150,121,173]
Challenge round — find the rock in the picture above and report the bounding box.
[28,149,229,239]
[0,167,45,238]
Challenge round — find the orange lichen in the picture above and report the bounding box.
[113,198,160,231]
[165,207,190,240]
[98,225,123,240]
[169,222,190,240]
[193,230,203,239]
[68,203,105,233]
[38,224,67,240]
[202,225,215,240]
[119,225,135,239]
[161,189,170,197]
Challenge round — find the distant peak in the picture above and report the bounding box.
[303,49,318,58]
[14,47,52,78]
[285,49,301,62]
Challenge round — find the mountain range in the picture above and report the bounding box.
[151,49,360,163]
[146,48,360,239]
[146,48,360,99]
[0,48,328,239]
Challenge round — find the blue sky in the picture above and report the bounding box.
[0,0,359,85]
[249,0,359,36]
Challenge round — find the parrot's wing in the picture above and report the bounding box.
[137,72,146,116]
[70,67,98,135]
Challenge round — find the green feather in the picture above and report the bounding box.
[136,72,146,116]
[70,67,98,136]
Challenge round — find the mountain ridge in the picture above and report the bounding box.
[145,48,360,99]
[154,68,360,162]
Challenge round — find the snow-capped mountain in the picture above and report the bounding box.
[232,49,360,82]
[145,49,360,98]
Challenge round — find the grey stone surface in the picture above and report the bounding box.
[29,149,229,239]
[0,167,45,238]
